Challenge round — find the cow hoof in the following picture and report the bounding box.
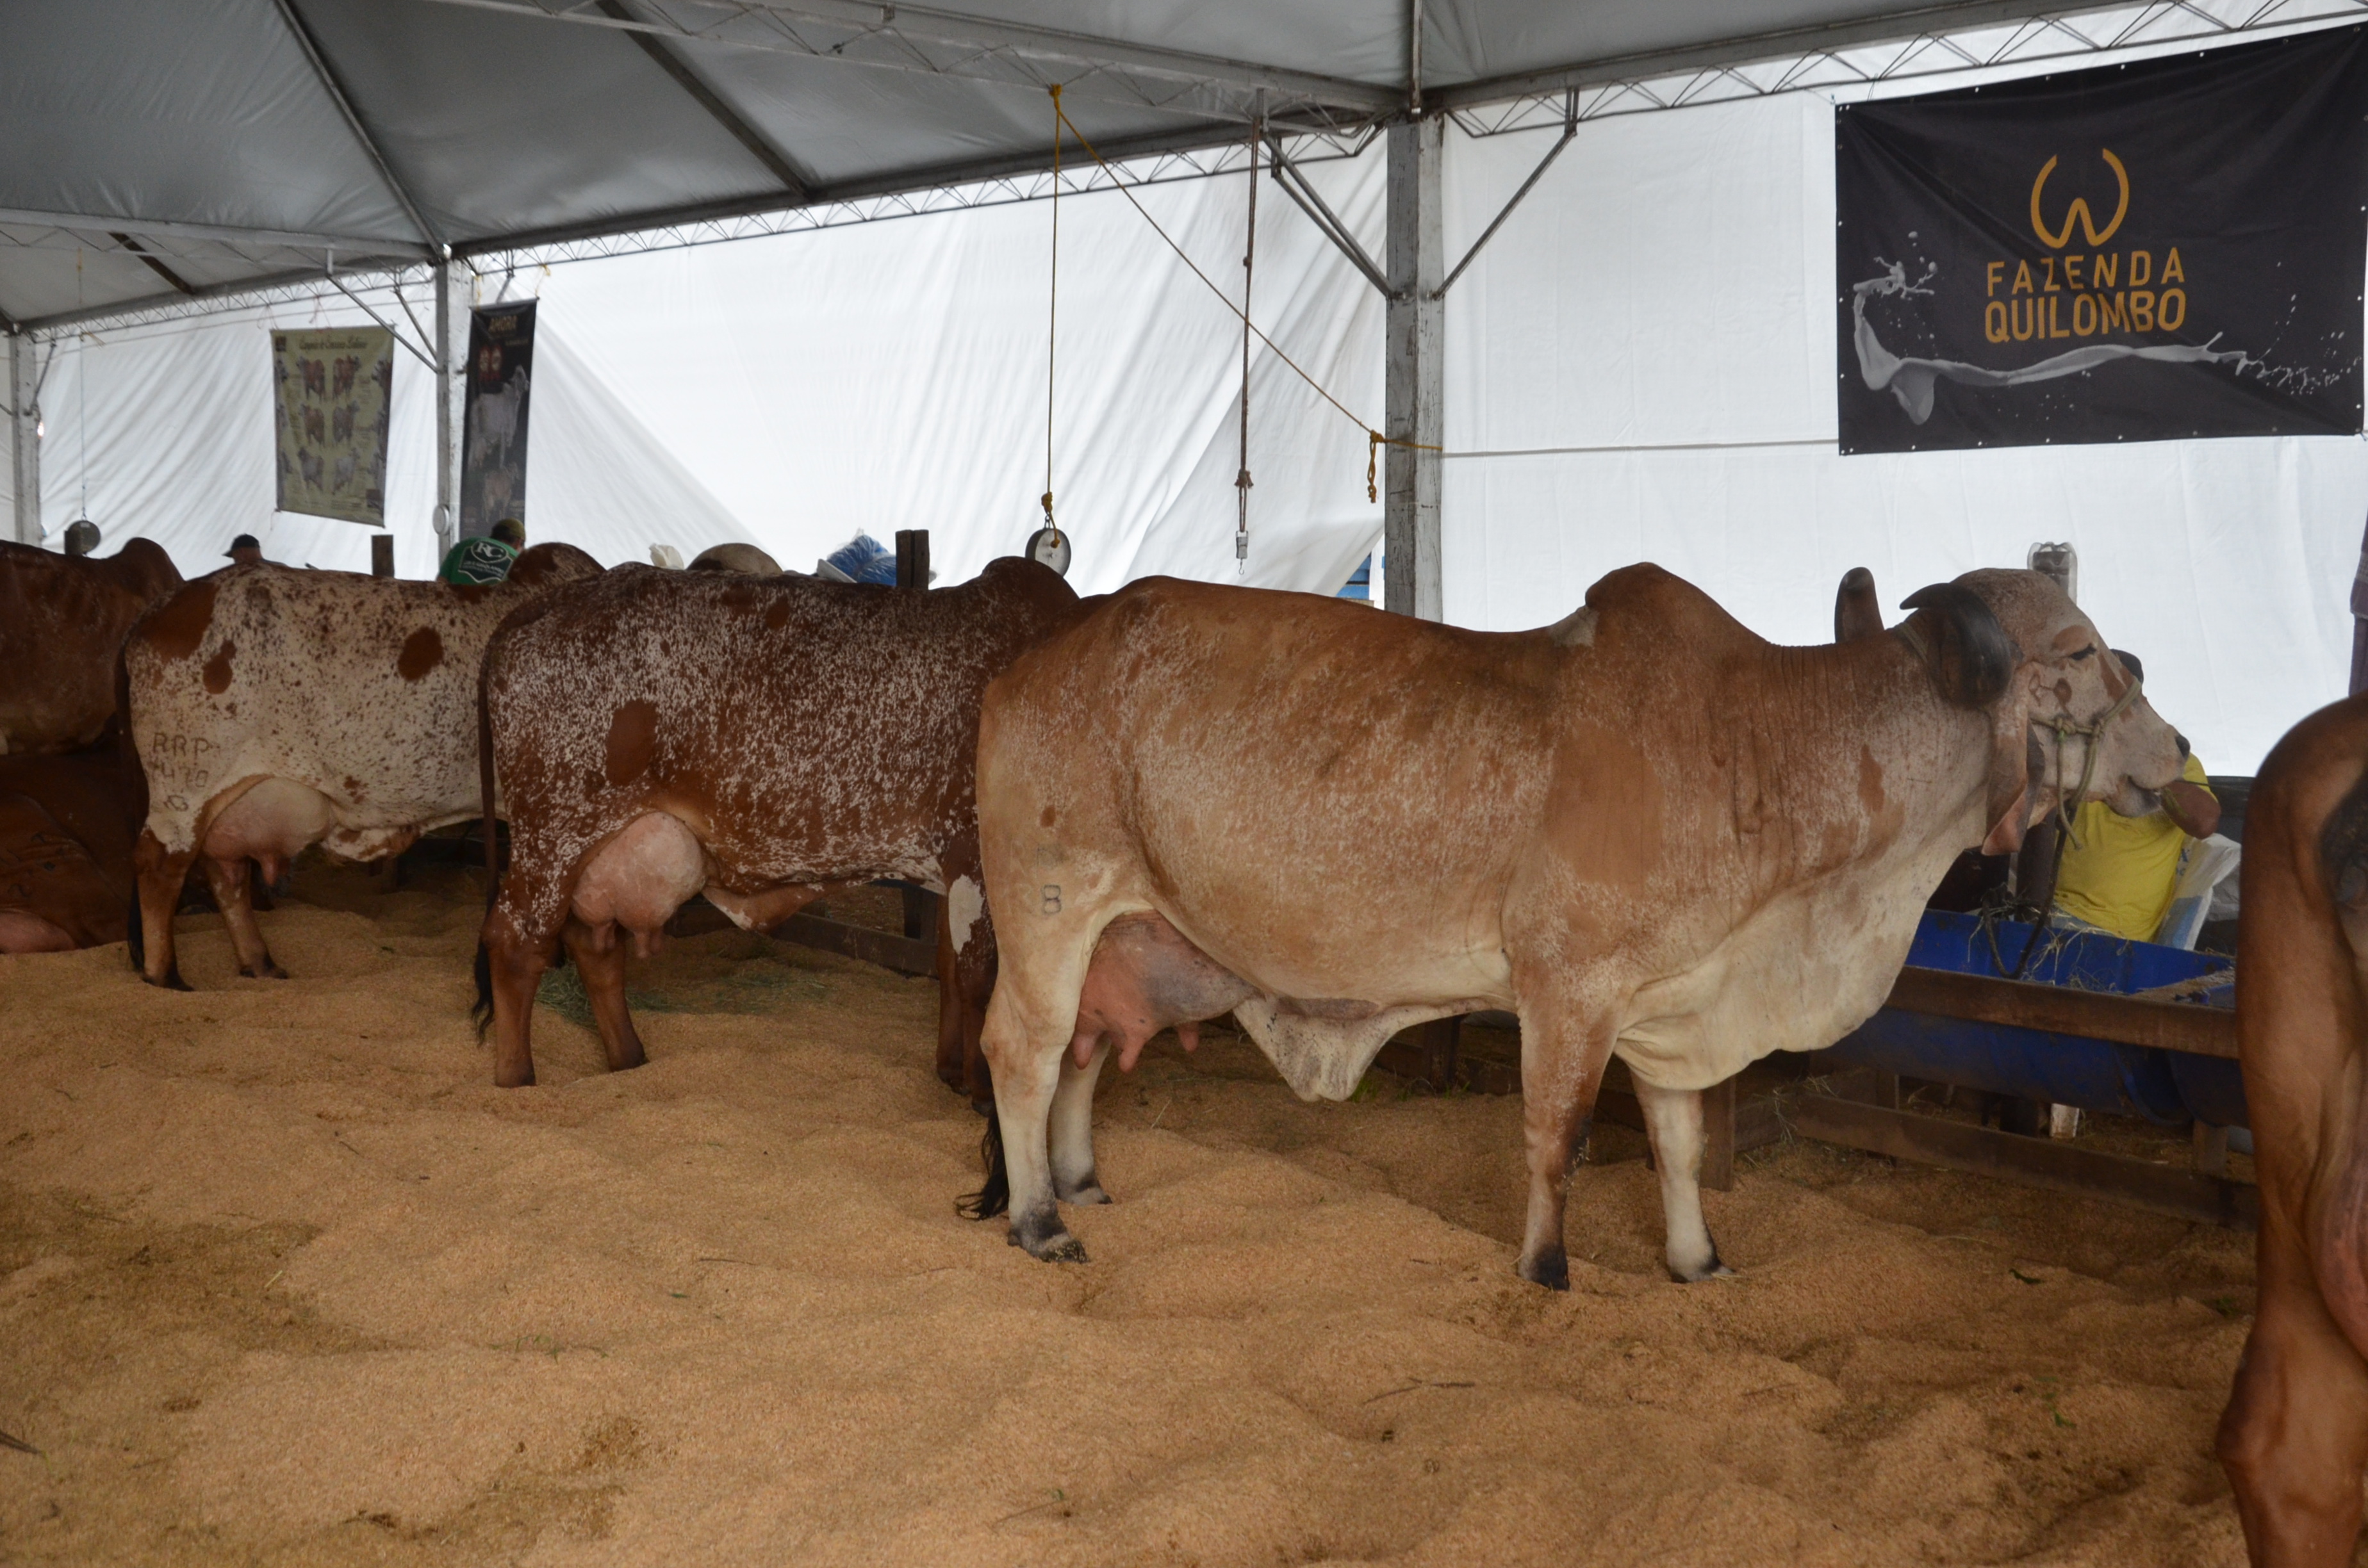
[1519,1246,1570,1292]
[1668,1252,1735,1285]
[1006,1208,1089,1263]
[1058,1182,1112,1207]
[143,970,194,993]
[242,961,288,980]
[494,1068,537,1089]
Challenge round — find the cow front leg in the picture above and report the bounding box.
[131,830,193,990]
[199,854,284,979]
[1516,1015,1616,1291]
[561,918,648,1073]
[2220,1233,2368,1567]
[1634,1079,1732,1282]
[1049,1037,1111,1205]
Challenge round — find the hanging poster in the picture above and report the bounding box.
[461,301,535,537]
[272,327,393,525]
[1836,27,2368,454]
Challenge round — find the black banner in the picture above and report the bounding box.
[1836,28,2368,454]
[461,300,535,535]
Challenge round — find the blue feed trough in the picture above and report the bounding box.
[1825,910,2241,1129]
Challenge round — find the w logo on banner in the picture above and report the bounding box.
[2030,150,2130,249]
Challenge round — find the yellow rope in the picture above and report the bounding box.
[1047,91,1436,502]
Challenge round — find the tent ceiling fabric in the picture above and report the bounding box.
[3,0,2120,327]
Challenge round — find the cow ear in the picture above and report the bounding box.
[1900,583,2014,707]
[1833,567,1884,643]
[1900,583,2028,853]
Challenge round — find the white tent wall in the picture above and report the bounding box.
[1442,94,2366,772]
[35,298,753,578]
[530,154,1388,596]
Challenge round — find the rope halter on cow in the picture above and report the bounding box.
[2039,664,2144,847]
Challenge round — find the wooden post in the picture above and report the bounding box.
[1700,1074,1738,1191]
[2193,1120,2231,1177]
[370,533,395,577]
[894,528,930,591]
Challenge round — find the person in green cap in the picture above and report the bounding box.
[440,518,524,585]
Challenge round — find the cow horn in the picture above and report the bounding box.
[1834,567,1884,644]
[1899,582,2014,708]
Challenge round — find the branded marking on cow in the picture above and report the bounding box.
[397,627,444,682]
[1040,884,1062,914]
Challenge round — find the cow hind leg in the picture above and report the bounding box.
[1049,1038,1112,1204]
[1634,1079,1732,1282]
[561,917,648,1073]
[975,986,1087,1263]
[482,903,557,1088]
[131,829,193,989]
[2219,1246,2368,1567]
[199,855,283,979]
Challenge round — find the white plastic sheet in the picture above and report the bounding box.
[1442,94,2363,771]
[37,294,753,579]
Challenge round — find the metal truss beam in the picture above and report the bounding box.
[1442,0,2368,133]
[459,124,1374,266]
[414,0,1399,127]
[21,262,432,338]
[274,0,446,247]
[593,0,813,197]
[0,208,431,262]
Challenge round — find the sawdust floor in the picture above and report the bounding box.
[0,860,2270,1566]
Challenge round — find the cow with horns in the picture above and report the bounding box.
[962,564,2187,1282]
[472,557,1081,1095]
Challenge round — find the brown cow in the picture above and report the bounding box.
[0,539,182,755]
[0,749,145,952]
[123,544,602,988]
[2218,694,2368,1566]
[964,565,2186,1276]
[473,557,1080,1090]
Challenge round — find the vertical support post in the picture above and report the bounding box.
[893,525,941,942]
[370,533,395,577]
[432,260,461,559]
[8,332,38,547]
[894,528,930,591]
[1383,116,1443,621]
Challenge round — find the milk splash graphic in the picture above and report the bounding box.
[1850,259,2285,425]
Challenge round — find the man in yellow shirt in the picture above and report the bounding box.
[2051,652,2221,942]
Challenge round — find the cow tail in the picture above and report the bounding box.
[117,613,149,967]
[955,1105,1011,1221]
[471,647,502,1040]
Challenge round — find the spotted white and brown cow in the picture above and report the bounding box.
[472,557,1082,1091]
[2219,694,2368,1567]
[964,565,2187,1280]
[0,539,181,755]
[122,544,602,987]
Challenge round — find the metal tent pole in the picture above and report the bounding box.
[7,332,38,546]
[434,260,460,558]
[1383,115,1442,621]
